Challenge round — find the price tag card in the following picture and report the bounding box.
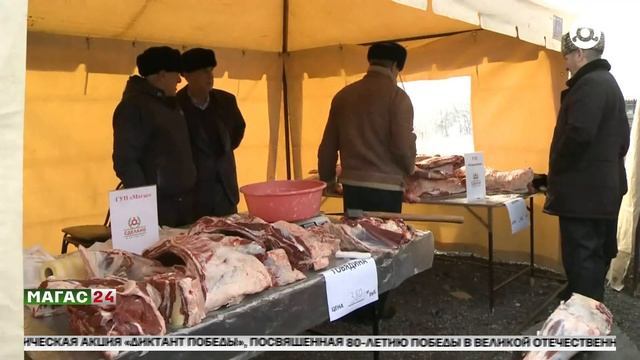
[464,152,486,201]
[504,198,530,234]
[322,258,379,321]
[109,185,159,254]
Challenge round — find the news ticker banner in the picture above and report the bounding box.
[25,289,116,306]
[25,335,616,352]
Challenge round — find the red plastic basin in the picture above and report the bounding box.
[239,180,327,222]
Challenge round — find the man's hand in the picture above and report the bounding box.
[323,181,343,196]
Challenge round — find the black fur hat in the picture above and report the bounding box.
[367,42,407,71]
[136,46,181,77]
[181,48,217,73]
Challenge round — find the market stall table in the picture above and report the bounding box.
[324,191,562,312]
[417,192,567,315]
[25,231,435,360]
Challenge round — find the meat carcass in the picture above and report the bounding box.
[184,232,266,257]
[145,271,206,328]
[67,277,166,336]
[452,166,534,193]
[192,217,317,271]
[355,217,414,245]
[187,216,268,248]
[262,249,306,286]
[485,168,534,193]
[404,176,466,202]
[225,213,268,224]
[415,155,465,171]
[143,234,272,312]
[322,218,413,254]
[524,293,613,360]
[413,166,454,180]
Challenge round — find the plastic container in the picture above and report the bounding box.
[239,180,327,222]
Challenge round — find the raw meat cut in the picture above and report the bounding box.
[78,246,170,280]
[322,218,414,254]
[485,168,534,193]
[188,216,318,271]
[67,277,166,336]
[404,176,466,202]
[30,279,83,318]
[145,271,206,328]
[524,293,613,360]
[415,155,465,170]
[271,221,340,270]
[143,234,272,312]
[262,249,306,286]
[413,166,454,180]
[354,217,414,245]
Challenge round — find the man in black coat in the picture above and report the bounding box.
[177,48,246,218]
[113,46,197,227]
[544,27,630,302]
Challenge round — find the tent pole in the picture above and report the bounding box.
[281,0,292,180]
[360,30,475,45]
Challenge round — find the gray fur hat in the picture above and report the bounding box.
[561,26,605,55]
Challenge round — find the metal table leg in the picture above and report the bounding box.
[634,219,640,294]
[488,207,494,312]
[372,305,380,360]
[529,196,535,283]
[462,206,494,312]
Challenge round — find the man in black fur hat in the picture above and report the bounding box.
[544,26,630,302]
[112,46,197,227]
[177,48,246,218]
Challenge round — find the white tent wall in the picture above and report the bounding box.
[23,32,284,255]
[286,30,566,270]
[432,0,567,51]
[0,0,27,357]
[608,104,640,290]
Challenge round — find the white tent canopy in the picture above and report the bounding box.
[27,0,570,52]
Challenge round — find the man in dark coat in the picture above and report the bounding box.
[177,48,246,218]
[112,46,197,227]
[544,27,630,302]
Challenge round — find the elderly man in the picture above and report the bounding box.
[177,48,246,218]
[544,27,630,302]
[318,42,416,321]
[318,42,416,214]
[112,46,196,227]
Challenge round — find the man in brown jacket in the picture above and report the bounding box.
[318,42,416,213]
[318,42,416,321]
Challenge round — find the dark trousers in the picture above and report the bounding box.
[342,184,403,213]
[342,184,403,319]
[559,216,618,302]
[157,192,194,228]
